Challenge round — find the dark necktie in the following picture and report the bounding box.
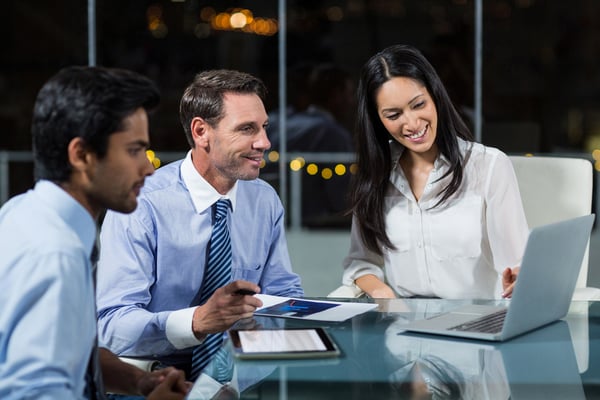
[85,242,107,399]
[189,199,232,381]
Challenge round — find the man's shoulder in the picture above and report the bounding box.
[141,160,184,194]
[235,179,282,211]
[0,200,84,264]
[238,178,278,196]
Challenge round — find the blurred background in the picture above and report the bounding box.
[2,0,600,226]
[3,1,600,386]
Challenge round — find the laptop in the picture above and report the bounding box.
[401,214,595,341]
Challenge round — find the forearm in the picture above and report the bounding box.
[355,274,396,298]
[97,306,175,356]
[100,348,146,395]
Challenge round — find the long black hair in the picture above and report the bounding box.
[351,44,473,254]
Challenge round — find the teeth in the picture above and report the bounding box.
[407,127,426,139]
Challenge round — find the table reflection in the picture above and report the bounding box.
[186,299,591,400]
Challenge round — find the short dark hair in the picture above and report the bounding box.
[32,66,160,182]
[179,69,267,148]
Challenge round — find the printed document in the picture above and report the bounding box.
[254,294,378,322]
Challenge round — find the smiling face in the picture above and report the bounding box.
[192,92,270,194]
[87,107,154,214]
[375,76,439,160]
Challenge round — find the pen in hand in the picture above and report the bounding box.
[234,289,257,296]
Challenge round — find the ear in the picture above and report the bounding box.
[67,137,95,173]
[190,117,210,149]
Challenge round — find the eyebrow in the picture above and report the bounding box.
[235,121,259,129]
[235,119,269,130]
[127,139,150,148]
[380,94,425,113]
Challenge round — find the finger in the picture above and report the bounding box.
[224,293,263,308]
[227,280,261,295]
[226,303,261,318]
[170,371,189,394]
[162,370,179,385]
[502,283,515,298]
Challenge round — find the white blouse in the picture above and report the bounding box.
[342,139,529,299]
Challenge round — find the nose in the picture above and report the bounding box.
[253,128,271,151]
[402,111,419,131]
[142,153,155,177]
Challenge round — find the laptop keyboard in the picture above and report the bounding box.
[448,309,507,334]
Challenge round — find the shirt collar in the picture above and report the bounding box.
[34,180,97,259]
[180,150,238,214]
[389,139,453,172]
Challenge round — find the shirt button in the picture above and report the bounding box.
[417,242,423,248]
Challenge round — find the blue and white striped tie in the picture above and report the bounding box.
[189,199,232,381]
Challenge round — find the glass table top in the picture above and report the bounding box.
[186,298,600,399]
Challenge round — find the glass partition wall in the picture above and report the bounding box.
[2,0,600,225]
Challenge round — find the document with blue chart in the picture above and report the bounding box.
[254,294,378,322]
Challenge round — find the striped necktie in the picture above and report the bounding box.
[189,199,232,381]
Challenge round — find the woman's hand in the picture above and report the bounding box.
[356,274,397,299]
[501,266,520,298]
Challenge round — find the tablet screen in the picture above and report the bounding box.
[229,328,339,359]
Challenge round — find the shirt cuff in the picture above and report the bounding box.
[166,307,204,349]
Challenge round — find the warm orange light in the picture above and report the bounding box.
[214,12,231,29]
[230,12,247,28]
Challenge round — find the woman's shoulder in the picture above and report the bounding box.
[461,139,508,161]
[460,140,514,177]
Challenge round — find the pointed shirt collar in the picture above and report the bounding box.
[180,151,237,214]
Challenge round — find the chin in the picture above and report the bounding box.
[240,170,261,181]
[111,199,138,214]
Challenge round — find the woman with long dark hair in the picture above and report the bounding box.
[342,44,528,299]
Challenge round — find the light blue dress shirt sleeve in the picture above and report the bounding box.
[0,252,96,400]
[96,161,303,358]
[0,182,97,400]
[96,199,175,356]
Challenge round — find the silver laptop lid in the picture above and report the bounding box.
[501,214,595,339]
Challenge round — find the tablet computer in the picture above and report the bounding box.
[228,327,340,360]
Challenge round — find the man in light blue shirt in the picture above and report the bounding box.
[96,69,304,379]
[0,66,188,399]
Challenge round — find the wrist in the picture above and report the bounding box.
[192,306,208,340]
[134,370,151,396]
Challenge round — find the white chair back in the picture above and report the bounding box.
[509,155,593,290]
[326,155,599,300]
